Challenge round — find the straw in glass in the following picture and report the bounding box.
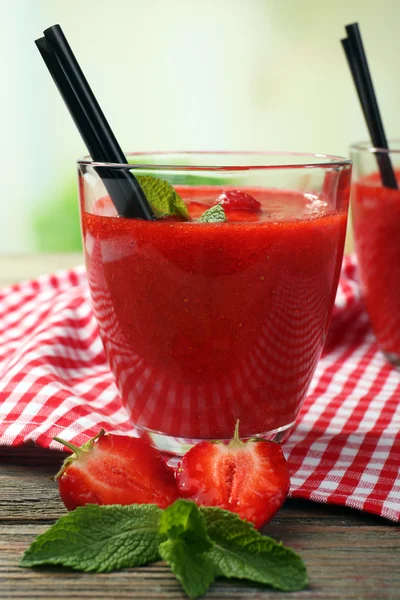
[36,25,154,219]
[341,22,397,189]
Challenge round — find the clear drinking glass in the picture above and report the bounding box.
[350,141,400,368]
[78,152,351,454]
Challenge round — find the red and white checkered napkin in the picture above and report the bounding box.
[0,257,399,521]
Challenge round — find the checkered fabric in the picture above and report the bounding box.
[0,256,399,520]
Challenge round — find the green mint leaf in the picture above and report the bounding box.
[159,500,216,598]
[159,499,213,553]
[198,204,226,223]
[20,504,164,573]
[159,538,216,600]
[201,506,308,592]
[137,175,189,219]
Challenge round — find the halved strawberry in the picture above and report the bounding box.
[217,190,262,212]
[54,430,179,511]
[176,422,290,529]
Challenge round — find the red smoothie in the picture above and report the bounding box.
[352,172,400,359]
[81,186,347,441]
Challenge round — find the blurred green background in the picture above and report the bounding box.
[33,180,82,251]
[2,0,400,253]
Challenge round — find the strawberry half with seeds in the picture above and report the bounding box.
[176,422,290,529]
[54,430,179,511]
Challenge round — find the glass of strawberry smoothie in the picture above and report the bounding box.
[350,142,400,368]
[78,152,351,454]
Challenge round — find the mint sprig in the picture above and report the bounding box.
[135,176,228,223]
[159,498,212,554]
[160,538,216,599]
[20,500,307,598]
[159,500,215,598]
[19,503,163,572]
[137,175,189,219]
[201,506,308,592]
[198,204,227,222]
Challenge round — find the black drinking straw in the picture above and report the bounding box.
[36,25,154,219]
[35,38,105,160]
[341,22,397,189]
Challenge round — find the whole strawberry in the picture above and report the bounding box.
[176,422,290,529]
[54,430,179,510]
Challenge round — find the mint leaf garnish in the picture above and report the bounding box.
[20,500,308,597]
[159,539,216,600]
[198,204,226,223]
[201,506,308,592]
[159,499,213,553]
[20,504,164,572]
[159,500,216,598]
[136,175,189,219]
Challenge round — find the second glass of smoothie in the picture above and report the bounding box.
[78,152,351,454]
[351,141,400,368]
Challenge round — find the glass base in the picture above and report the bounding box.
[383,351,400,370]
[135,420,297,457]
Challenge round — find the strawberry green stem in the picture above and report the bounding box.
[54,429,105,455]
[53,437,82,456]
[234,419,240,442]
[53,430,105,480]
[229,419,244,448]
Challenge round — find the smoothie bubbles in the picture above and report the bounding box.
[342,23,400,368]
[78,153,350,454]
[36,24,351,455]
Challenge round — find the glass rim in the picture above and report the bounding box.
[350,140,400,154]
[77,150,351,171]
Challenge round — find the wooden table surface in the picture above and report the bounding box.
[0,254,399,600]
